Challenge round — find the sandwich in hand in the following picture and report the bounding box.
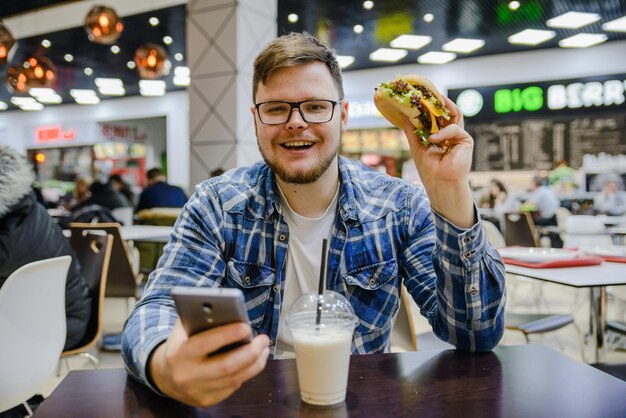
[374,75,450,145]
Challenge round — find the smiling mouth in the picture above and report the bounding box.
[282,140,314,150]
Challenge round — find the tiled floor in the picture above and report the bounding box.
[41,278,626,397]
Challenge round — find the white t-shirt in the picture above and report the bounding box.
[274,184,338,359]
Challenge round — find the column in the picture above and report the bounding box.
[187,0,277,188]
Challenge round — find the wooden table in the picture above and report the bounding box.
[506,261,626,362]
[32,345,626,418]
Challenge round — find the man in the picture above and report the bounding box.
[135,167,188,212]
[524,177,561,226]
[0,145,92,351]
[122,33,506,407]
[594,176,626,216]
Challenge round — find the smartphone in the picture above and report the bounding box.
[171,286,252,353]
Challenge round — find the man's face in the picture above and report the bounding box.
[251,62,348,185]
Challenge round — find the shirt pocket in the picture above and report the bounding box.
[225,259,275,328]
[341,259,399,334]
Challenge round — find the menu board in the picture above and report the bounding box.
[467,113,626,171]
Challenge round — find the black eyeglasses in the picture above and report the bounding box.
[254,99,341,125]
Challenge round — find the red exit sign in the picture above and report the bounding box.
[35,125,76,143]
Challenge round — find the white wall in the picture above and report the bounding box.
[0,91,190,188]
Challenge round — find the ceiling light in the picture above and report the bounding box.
[559,33,608,48]
[29,88,56,96]
[363,1,374,10]
[34,94,62,104]
[139,80,166,96]
[508,29,556,45]
[369,48,407,62]
[64,54,73,62]
[84,5,124,44]
[0,101,7,110]
[70,89,100,104]
[508,1,520,11]
[11,97,43,111]
[288,13,298,23]
[547,11,601,29]
[41,39,51,48]
[602,16,626,32]
[442,38,485,53]
[174,53,184,61]
[0,22,16,65]
[390,34,432,50]
[111,45,120,54]
[84,67,93,76]
[163,36,173,45]
[127,61,136,69]
[336,55,355,69]
[173,66,190,86]
[135,43,169,79]
[95,77,125,95]
[418,51,457,64]
[353,25,364,34]
[149,17,159,26]
[423,13,434,23]
[18,102,44,111]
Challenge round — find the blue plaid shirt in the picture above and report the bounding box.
[122,157,506,390]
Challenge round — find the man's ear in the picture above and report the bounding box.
[340,100,349,133]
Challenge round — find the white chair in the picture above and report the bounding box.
[563,215,611,248]
[0,256,71,415]
[111,207,133,226]
[482,220,506,249]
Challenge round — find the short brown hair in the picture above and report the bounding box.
[252,32,344,101]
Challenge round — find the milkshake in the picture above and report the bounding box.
[286,291,357,406]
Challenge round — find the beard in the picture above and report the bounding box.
[257,127,341,185]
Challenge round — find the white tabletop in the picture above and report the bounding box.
[505,261,626,288]
[62,225,172,241]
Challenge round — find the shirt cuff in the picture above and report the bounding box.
[432,205,487,267]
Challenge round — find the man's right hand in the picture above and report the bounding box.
[149,319,271,407]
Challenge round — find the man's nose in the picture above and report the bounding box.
[285,107,307,129]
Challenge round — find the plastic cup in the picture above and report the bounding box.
[285,290,357,406]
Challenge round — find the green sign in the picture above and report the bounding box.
[494,86,544,113]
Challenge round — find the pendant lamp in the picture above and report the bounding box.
[84,5,124,44]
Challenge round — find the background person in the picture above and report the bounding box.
[109,173,136,207]
[135,167,188,212]
[0,145,92,351]
[593,176,626,216]
[121,33,506,407]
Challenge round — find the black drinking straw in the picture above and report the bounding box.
[315,239,328,326]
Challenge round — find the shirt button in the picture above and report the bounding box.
[269,339,274,346]
[464,251,473,259]
[279,234,286,241]
[470,287,478,295]
[368,278,376,287]
[464,236,472,243]
[244,276,251,284]
[273,284,279,293]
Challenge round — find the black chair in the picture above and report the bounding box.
[504,212,540,247]
[62,232,112,370]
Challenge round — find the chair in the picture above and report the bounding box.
[69,223,142,303]
[555,207,572,241]
[111,207,134,226]
[482,220,585,360]
[0,256,71,415]
[504,212,540,247]
[390,285,417,351]
[562,215,612,248]
[62,232,112,370]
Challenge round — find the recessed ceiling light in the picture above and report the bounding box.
[29,88,56,96]
[423,13,434,23]
[70,89,100,104]
[174,53,184,61]
[508,29,556,45]
[111,45,120,54]
[41,39,51,48]
[559,33,608,48]
[95,78,125,96]
[390,34,432,50]
[163,36,173,45]
[127,61,136,69]
[0,101,7,111]
[64,54,74,62]
[547,11,601,29]
[140,80,166,96]
[353,25,364,34]
[288,13,298,23]
[442,38,485,53]
[417,51,457,64]
[28,89,62,104]
[363,1,374,10]
[149,17,159,26]
[602,16,626,32]
[84,67,93,76]
[336,55,355,69]
[369,48,407,62]
[173,66,190,86]
[508,1,520,11]
[11,96,44,111]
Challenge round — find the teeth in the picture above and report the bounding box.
[284,141,313,147]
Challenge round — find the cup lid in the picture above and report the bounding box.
[285,290,357,330]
